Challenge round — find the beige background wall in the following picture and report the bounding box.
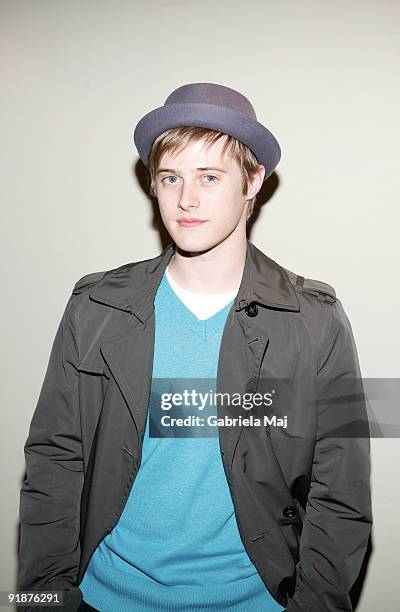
[2,0,399,609]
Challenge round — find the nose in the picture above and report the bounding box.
[178,178,199,211]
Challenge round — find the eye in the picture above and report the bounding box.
[203,175,218,182]
[161,175,179,184]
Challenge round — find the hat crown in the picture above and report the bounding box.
[164,82,257,120]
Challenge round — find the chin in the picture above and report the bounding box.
[171,232,219,255]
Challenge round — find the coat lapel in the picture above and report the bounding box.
[216,313,270,471]
[99,317,155,445]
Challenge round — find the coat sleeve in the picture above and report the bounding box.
[285,298,373,612]
[17,292,84,612]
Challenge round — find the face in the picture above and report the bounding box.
[153,136,264,254]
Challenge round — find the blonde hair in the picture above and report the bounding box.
[147,126,261,222]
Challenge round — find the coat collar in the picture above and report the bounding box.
[89,239,300,322]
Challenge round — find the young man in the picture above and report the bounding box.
[18,83,372,612]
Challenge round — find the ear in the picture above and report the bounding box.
[245,164,265,199]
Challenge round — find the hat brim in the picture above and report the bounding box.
[133,102,281,182]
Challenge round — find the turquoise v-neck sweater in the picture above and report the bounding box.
[79,272,285,612]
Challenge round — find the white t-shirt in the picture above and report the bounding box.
[165,267,240,320]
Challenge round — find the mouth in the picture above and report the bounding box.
[177,219,207,228]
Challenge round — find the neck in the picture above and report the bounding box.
[167,230,247,294]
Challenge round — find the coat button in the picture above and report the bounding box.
[245,302,258,317]
[282,505,297,518]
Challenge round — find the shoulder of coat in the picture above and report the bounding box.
[72,270,107,295]
[281,265,337,303]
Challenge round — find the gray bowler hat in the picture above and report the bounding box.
[133,82,281,182]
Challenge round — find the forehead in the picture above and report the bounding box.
[158,136,234,168]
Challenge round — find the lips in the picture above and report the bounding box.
[177,219,207,227]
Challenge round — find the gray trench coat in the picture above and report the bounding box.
[17,239,372,612]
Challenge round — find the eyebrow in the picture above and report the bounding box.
[156,166,228,175]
